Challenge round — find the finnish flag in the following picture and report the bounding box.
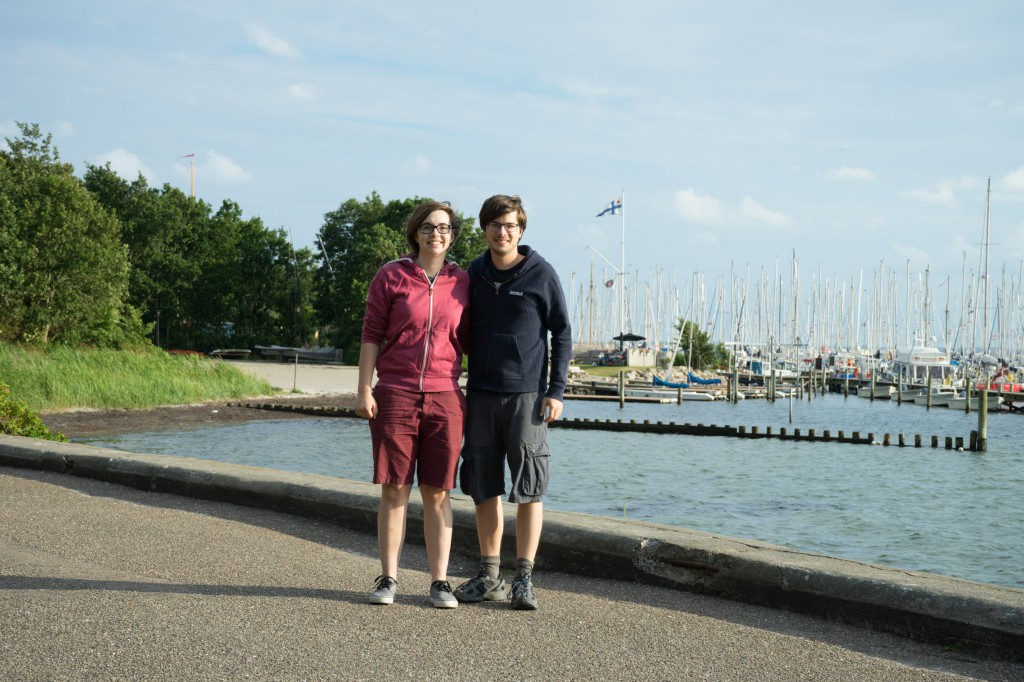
[596,198,622,217]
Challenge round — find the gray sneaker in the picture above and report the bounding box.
[453,573,508,603]
[510,572,538,610]
[369,575,397,605]
[429,580,458,609]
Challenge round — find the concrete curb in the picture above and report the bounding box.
[2,434,1022,661]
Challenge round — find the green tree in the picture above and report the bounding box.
[83,164,199,347]
[0,123,146,346]
[314,193,486,362]
[672,319,729,370]
[225,217,307,348]
[84,164,317,351]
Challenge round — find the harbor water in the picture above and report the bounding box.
[80,393,1024,590]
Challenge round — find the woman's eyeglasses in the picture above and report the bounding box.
[419,223,452,234]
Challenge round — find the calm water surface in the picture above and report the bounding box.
[81,393,1024,589]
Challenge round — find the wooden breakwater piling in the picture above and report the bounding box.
[233,403,981,450]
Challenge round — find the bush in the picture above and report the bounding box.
[0,381,66,441]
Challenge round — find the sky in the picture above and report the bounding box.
[4,1,1024,345]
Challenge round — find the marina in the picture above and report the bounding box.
[78,392,1024,591]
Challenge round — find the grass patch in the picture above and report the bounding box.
[1,381,67,441]
[577,365,648,378]
[0,344,277,412]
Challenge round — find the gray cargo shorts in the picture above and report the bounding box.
[459,390,550,505]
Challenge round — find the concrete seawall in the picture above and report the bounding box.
[2,433,1022,662]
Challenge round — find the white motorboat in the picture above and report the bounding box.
[892,341,960,388]
[909,386,959,407]
[945,393,1003,412]
[855,385,895,399]
[626,389,716,401]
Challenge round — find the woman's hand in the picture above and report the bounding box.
[356,387,377,419]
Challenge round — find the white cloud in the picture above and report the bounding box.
[826,165,875,182]
[94,148,154,181]
[245,25,299,59]
[410,155,431,173]
[287,83,315,100]
[685,230,721,247]
[900,185,954,205]
[0,120,18,136]
[899,177,977,205]
[572,223,612,256]
[1001,166,1024,194]
[740,196,791,227]
[890,242,931,270]
[202,150,252,184]
[54,120,75,136]
[674,188,724,225]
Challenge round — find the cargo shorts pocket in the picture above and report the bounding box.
[517,439,550,499]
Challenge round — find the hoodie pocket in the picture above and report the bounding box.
[487,333,525,379]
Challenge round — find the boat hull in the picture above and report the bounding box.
[626,389,716,401]
[855,386,895,399]
[909,388,958,407]
[945,396,1003,412]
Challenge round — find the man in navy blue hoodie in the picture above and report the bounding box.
[455,194,572,610]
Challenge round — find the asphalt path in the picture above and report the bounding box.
[2,467,1020,681]
[231,359,363,395]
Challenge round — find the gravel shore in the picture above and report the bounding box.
[39,360,361,438]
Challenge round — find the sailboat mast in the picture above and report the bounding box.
[588,256,594,346]
[944,275,950,352]
[982,176,991,355]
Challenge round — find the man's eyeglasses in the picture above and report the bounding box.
[485,222,520,233]
[419,223,452,235]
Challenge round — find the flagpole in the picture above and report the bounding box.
[619,189,625,351]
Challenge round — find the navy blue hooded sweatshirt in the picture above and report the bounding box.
[466,245,572,400]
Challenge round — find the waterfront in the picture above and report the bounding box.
[80,393,1024,590]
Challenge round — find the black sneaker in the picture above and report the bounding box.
[453,573,508,603]
[510,572,538,610]
[369,575,397,605]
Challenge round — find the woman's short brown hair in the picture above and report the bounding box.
[404,201,461,254]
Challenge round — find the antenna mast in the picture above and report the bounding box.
[177,153,196,197]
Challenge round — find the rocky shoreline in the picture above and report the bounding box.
[40,393,358,439]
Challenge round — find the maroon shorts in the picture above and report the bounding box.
[369,386,466,489]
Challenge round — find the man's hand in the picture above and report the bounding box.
[540,397,563,423]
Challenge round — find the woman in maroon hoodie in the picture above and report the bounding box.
[356,201,470,609]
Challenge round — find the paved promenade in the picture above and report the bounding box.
[1,361,1022,679]
[2,466,1020,681]
[231,360,364,395]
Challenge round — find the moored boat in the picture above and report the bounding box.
[855,384,895,399]
[209,348,252,359]
[891,340,961,390]
[909,386,959,407]
[626,388,717,401]
[945,392,1003,412]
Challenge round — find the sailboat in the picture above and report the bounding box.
[948,177,1018,409]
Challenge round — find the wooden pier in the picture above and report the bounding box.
[233,402,981,450]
